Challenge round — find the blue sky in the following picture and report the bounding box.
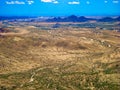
[0,0,120,16]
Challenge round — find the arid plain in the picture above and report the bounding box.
[0,21,120,90]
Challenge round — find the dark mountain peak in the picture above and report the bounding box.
[67,15,78,19]
[78,16,88,22]
[79,16,86,19]
[103,17,113,19]
[64,15,79,22]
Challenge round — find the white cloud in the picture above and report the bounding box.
[86,1,90,4]
[68,1,80,5]
[27,0,34,5]
[104,0,108,3]
[113,0,119,4]
[41,0,53,2]
[41,0,58,4]
[53,1,58,4]
[6,1,25,4]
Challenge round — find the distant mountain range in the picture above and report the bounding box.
[46,15,96,22]
[97,16,120,22]
[46,15,120,22]
[0,15,120,22]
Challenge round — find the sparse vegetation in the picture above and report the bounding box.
[0,21,120,90]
